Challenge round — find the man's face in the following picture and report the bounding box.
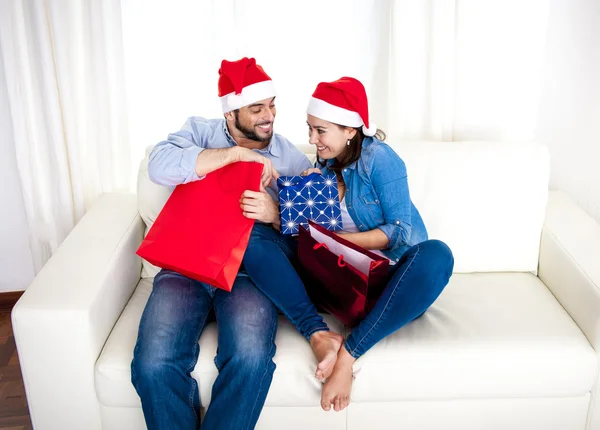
[232,97,276,142]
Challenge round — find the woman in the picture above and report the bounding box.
[302,76,453,412]
[242,77,453,412]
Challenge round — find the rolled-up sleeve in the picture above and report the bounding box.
[371,146,412,250]
[148,118,205,186]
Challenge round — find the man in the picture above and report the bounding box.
[131,58,314,430]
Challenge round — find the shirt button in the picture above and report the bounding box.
[359,225,364,228]
[343,169,347,172]
[395,221,400,224]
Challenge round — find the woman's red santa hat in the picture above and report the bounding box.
[307,77,377,136]
[218,57,276,113]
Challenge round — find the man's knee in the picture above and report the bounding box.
[218,310,277,371]
[132,349,167,386]
[131,339,188,385]
[228,334,277,371]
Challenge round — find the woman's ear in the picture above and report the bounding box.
[345,127,358,140]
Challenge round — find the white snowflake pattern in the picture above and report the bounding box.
[278,174,343,235]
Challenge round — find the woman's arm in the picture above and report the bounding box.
[367,144,413,249]
[337,229,389,250]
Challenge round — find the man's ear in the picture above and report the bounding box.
[224,111,235,121]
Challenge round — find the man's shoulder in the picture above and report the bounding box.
[272,133,307,157]
[184,116,225,130]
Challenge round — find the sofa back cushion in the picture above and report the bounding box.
[389,141,549,273]
[137,141,549,277]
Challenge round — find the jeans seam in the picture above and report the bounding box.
[348,244,421,359]
[245,316,277,430]
[185,279,210,424]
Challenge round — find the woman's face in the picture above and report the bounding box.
[307,114,356,160]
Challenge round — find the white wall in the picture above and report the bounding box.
[537,0,600,222]
[0,49,35,292]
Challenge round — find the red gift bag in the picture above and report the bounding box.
[298,220,390,327]
[136,161,263,291]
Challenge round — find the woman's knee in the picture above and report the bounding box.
[422,239,454,273]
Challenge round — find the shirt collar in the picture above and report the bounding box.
[222,119,281,158]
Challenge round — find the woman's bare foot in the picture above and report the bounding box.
[321,345,356,412]
[310,331,343,381]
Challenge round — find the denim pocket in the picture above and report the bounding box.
[361,192,384,223]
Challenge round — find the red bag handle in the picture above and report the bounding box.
[313,243,346,268]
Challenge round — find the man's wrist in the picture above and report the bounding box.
[229,146,242,163]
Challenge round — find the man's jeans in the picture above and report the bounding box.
[243,224,454,359]
[131,270,278,430]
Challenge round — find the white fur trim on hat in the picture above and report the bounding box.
[362,122,377,136]
[220,80,276,113]
[307,97,363,128]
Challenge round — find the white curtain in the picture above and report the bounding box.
[0,0,131,272]
[0,0,550,273]
[122,0,549,159]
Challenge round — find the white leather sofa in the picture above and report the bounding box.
[12,141,600,430]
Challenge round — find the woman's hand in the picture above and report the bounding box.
[301,167,322,176]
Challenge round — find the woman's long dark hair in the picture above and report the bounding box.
[317,125,386,177]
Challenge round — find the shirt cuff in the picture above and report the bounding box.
[378,220,404,249]
[180,146,205,183]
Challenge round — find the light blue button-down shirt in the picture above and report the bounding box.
[148,116,312,200]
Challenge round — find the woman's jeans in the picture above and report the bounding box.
[243,224,454,359]
[242,224,330,341]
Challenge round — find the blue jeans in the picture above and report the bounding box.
[244,226,453,359]
[242,224,330,341]
[344,239,454,358]
[131,269,278,430]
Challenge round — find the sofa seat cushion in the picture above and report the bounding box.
[350,272,597,402]
[95,278,344,408]
[95,273,596,408]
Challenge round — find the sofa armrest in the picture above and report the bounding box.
[12,192,144,430]
[538,190,600,430]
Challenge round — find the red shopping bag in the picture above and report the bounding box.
[298,220,390,327]
[136,161,263,291]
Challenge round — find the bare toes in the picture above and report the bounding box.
[321,394,332,411]
[342,396,350,410]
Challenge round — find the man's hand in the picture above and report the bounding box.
[301,168,321,176]
[240,183,281,227]
[235,147,280,188]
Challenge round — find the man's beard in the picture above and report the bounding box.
[234,112,273,143]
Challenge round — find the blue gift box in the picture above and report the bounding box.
[277,173,343,235]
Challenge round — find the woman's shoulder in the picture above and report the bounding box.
[361,138,406,170]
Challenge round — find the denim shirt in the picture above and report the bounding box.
[320,137,428,262]
[148,117,312,201]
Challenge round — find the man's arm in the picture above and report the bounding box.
[148,117,278,187]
